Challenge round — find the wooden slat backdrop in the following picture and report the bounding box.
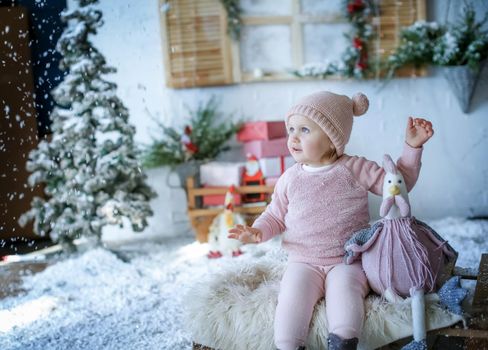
[160,0,233,88]
[372,0,427,78]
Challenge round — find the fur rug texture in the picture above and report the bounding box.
[185,239,463,350]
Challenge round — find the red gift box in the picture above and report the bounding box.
[243,137,290,158]
[237,121,287,142]
[202,187,242,206]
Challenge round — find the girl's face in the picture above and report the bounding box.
[287,114,335,167]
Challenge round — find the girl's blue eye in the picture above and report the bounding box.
[301,127,310,133]
[288,127,295,133]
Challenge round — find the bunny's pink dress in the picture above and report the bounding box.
[347,216,457,296]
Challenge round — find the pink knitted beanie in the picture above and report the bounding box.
[285,91,369,156]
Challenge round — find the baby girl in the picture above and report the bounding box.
[229,91,434,350]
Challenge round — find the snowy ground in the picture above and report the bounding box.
[0,217,486,350]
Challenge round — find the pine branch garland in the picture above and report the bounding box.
[433,4,488,70]
[219,0,242,41]
[388,4,488,76]
[387,21,444,77]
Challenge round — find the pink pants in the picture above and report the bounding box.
[274,261,369,350]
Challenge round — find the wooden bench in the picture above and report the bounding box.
[185,176,274,242]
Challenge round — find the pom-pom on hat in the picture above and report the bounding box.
[285,91,369,156]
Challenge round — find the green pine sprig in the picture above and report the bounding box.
[142,97,241,168]
[219,0,242,41]
[433,4,488,70]
[387,21,445,77]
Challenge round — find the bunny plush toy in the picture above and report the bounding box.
[345,154,467,350]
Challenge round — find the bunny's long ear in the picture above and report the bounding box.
[382,154,397,174]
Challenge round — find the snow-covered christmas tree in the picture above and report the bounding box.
[20,0,155,251]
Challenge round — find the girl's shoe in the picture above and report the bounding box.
[327,333,358,350]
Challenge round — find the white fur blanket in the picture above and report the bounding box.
[185,240,463,350]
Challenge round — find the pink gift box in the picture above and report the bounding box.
[237,121,287,142]
[243,137,290,158]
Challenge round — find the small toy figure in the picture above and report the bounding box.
[345,154,466,350]
[207,185,244,258]
[242,153,266,203]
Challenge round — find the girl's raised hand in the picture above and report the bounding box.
[228,224,263,244]
[405,117,434,148]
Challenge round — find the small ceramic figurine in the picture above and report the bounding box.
[207,185,244,258]
[242,153,266,203]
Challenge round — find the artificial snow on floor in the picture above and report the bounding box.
[0,217,486,350]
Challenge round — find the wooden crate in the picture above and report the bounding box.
[185,177,274,242]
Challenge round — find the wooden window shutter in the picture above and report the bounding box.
[372,0,426,77]
[160,0,234,88]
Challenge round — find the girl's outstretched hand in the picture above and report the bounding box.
[228,224,263,244]
[405,117,434,148]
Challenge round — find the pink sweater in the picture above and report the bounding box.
[253,143,423,266]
